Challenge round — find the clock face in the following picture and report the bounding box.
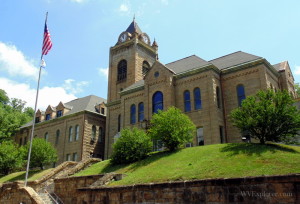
[141,33,150,45]
[119,32,128,43]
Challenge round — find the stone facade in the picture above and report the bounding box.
[104,20,296,158]
[14,95,106,166]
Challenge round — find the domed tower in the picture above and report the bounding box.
[107,19,158,103]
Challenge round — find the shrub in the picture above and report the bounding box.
[111,128,152,165]
[0,141,24,175]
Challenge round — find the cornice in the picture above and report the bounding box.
[106,99,121,107]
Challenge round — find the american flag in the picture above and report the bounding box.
[42,23,52,55]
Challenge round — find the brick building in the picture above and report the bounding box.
[104,19,296,158]
[15,95,106,166]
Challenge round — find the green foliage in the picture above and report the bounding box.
[0,141,24,175]
[230,90,300,144]
[148,107,196,151]
[0,89,33,142]
[111,128,152,165]
[21,138,58,170]
[295,83,300,97]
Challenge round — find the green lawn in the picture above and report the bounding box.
[0,168,53,184]
[74,143,300,186]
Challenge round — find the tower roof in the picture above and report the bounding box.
[125,19,143,35]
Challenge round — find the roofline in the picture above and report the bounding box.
[174,64,220,79]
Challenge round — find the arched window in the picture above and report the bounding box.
[55,129,60,145]
[69,126,73,142]
[184,90,191,112]
[138,102,144,122]
[194,88,202,110]
[117,60,127,81]
[44,132,49,141]
[237,85,246,107]
[130,104,136,124]
[92,125,96,140]
[153,91,163,114]
[216,86,221,108]
[142,61,150,75]
[75,125,79,141]
[98,127,103,143]
[118,114,121,132]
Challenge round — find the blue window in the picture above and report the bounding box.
[184,90,191,112]
[237,85,246,107]
[153,91,163,114]
[138,102,144,122]
[56,110,63,117]
[130,104,136,124]
[194,88,202,110]
[46,114,51,120]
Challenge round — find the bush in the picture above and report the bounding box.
[22,138,58,170]
[0,141,24,175]
[111,128,152,165]
[148,107,196,151]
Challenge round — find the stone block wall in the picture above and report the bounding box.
[54,174,300,204]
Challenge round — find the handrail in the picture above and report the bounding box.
[44,189,64,204]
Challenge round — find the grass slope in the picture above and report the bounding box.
[0,168,53,184]
[74,143,300,186]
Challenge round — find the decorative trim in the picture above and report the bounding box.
[106,100,121,107]
[222,69,259,81]
[175,75,208,86]
[124,93,144,101]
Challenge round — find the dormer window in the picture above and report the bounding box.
[35,117,40,123]
[57,110,63,118]
[46,114,51,120]
[101,108,105,115]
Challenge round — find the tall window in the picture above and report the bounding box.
[75,125,79,141]
[44,132,49,141]
[130,104,136,124]
[92,125,96,141]
[237,85,246,107]
[73,153,78,161]
[216,86,221,108]
[98,127,103,143]
[69,126,73,142]
[55,129,60,145]
[117,60,127,81]
[142,61,150,75]
[219,126,224,143]
[153,91,163,114]
[197,127,204,146]
[118,115,121,132]
[46,114,51,120]
[184,90,191,112]
[194,88,202,110]
[138,102,144,122]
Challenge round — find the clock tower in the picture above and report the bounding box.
[107,19,158,103]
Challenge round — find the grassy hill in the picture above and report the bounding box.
[74,143,300,186]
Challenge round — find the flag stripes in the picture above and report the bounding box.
[42,23,52,55]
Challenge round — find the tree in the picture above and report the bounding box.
[111,128,152,165]
[0,141,24,175]
[148,107,196,151]
[22,138,58,170]
[295,83,300,97]
[230,90,300,144]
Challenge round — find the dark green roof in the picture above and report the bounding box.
[125,19,143,35]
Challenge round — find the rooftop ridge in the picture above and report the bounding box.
[209,51,243,62]
[166,55,198,65]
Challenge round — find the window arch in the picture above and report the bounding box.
[216,86,221,108]
[118,114,121,132]
[117,60,127,81]
[138,102,144,122]
[130,104,136,124]
[44,132,49,141]
[92,125,96,140]
[69,126,73,142]
[237,85,246,107]
[184,90,191,112]
[142,61,150,75]
[194,88,202,110]
[153,91,163,114]
[75,125,79,141]
[98,127,103,143]
[55,129,60,145]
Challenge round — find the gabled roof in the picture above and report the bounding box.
[209,51,262,70]
[21,95,106,128]
[273,61,288,72]
[166,55,210,74]
[125,19,143,35]
[122,80,145,93]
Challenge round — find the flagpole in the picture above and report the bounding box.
[24,12,48,187]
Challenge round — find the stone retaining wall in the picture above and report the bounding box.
[55,174,300,204]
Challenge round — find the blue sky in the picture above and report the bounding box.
[0,0,299,109]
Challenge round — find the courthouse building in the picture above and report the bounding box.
[104,19,296,158]
[15,95,106,166]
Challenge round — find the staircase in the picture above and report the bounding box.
[38,191,56,204]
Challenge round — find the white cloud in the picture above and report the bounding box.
[98,68,108,80]
[0,77,76,110]
[63,79,89,95]
[294,65,300,75]
[0,42,40,80]
[119,4,129,12]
